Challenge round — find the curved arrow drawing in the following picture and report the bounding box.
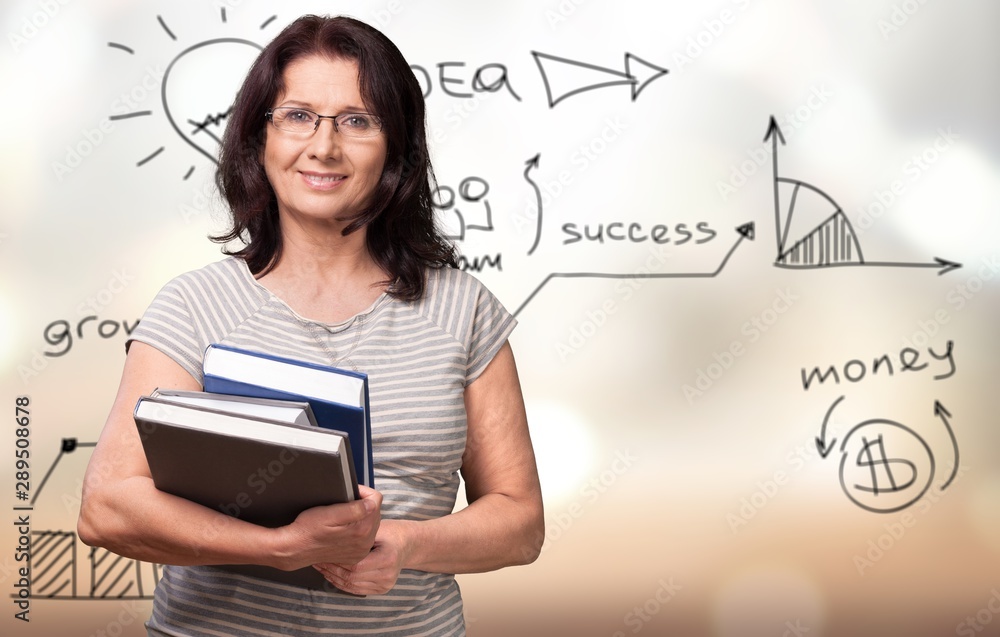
[815,395,844,459]
[524,154,543,256]
[934,401,960,489]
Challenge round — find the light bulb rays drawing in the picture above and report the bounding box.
[108,12,273,180]
[764,116,961,275]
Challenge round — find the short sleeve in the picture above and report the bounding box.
[463,276,517,385]
[414,266,517,386]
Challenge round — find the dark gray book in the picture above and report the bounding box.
[134,391,359,589]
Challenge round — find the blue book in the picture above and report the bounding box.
[202,343,374,488]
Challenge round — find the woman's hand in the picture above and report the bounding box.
[273,486,382,571]
[312,519,413,596]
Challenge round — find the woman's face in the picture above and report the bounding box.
[263,55,387,231]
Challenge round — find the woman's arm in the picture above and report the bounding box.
[314,341,544,594]
[77,341,382,570]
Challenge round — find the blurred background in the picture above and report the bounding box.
[1,1,998,635]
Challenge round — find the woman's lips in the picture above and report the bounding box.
[301,172,347,190]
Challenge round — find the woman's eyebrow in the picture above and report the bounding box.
[275,99,370,112]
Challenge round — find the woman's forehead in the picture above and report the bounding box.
[275,55,364,106]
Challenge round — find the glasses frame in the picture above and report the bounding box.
[265,107,383,137]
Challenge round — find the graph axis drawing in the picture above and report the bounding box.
[764,116,961,275]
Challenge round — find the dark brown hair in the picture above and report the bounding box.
[213,15,456,300]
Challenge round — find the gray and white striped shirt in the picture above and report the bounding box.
[128,257,516,636]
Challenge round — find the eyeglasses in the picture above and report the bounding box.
[265,107,383,138]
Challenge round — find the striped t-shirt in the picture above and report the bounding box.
[127,257,516,637]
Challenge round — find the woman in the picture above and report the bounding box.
[78,15,543,636]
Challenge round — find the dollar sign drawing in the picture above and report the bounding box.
[854,435,917,495]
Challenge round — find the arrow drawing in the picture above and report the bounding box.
[934,401,960,490]
[815,394,844,459]
[532,51,668,108]
[512,222,754,318]
[33,438,95,506]
[766,116,962,275]
[524,153,543,256]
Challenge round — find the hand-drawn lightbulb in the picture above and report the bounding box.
[162,38,263,164]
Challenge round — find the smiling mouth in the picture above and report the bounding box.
[302,173,347,188]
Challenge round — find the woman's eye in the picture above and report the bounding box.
[286,109,313,123]
[341,115,372,129]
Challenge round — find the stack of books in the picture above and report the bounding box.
[133,344,372,589]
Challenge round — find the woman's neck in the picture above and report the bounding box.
[256,225,391,324]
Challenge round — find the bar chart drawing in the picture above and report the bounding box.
[31,531,77,598]
[25,438,161,601]
[30,531,161,600]
[90,547,160,599]
[774,181,865,267]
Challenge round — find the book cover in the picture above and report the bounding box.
[134,395,357,589]
[202,343,375,488]
[150,387,318,428]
